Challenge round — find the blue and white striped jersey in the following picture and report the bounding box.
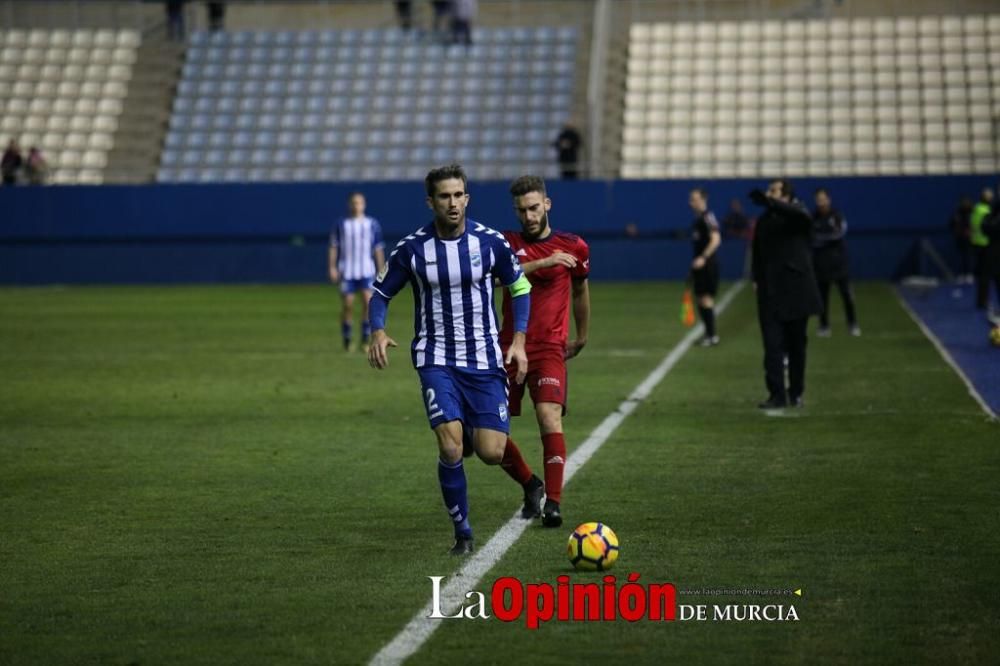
[330,216,384,280]
[373,219,524,370]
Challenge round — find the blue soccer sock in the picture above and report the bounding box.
[438,458,472,538]
[341,321,352,348]
[361,320,371,342]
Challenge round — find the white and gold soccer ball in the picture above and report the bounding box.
[567,522,620,571]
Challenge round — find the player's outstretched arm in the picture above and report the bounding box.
[367,329,397,370]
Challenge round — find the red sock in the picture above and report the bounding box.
[500,438,533,486]
[542,433,566,503]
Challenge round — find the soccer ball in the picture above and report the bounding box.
[990,326,1000,347]
[567,522,620,571]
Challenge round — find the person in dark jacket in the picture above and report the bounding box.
[981,197,1000,313]
[207,2,226,32]
[552,122,582,179]
[750,179,823,409]
[949,197,974,283]
[812,188,859,337]
[165,0,185,41]
[1,139,22,185]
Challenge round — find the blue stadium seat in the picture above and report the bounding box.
[226,149,249,165]
[208,131,229,147]
[263,80,286,96]
[255,130,276,147]
[157,168,177,182]
[161,149,180,166]
[266,64,289,80]
[204,149,226,166]
[165,131,185,148]
[231,114,252,131]
[318,148,341,163]
[209,113,233,130]
[181,149,203,165]
[409,146,432,163]
[184,132,206,148]
[177,168,200,182]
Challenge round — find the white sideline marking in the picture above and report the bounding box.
[894,288,996,420]
[368,281,746,666]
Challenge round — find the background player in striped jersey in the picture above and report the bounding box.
[366,164,534,555]
[689,188,722,346]
[329,192,386,352]
[498,175,591,528]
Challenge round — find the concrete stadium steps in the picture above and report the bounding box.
[105,37,184,184]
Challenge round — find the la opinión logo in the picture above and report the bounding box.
[427,575,801,627]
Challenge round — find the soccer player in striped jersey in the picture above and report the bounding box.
[499,175,591,528]
[329,192,386,352]
[367,164,534,556]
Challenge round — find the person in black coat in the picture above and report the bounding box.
[750,179,823,409]
[981,199,1000,313]
[812,188,859,337]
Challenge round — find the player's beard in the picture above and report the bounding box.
[522,211,550,241]
[436,208,465,237]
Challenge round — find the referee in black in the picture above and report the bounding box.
[750,179,823,409]
[689,188,722,346]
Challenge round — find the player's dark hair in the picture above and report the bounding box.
[348,191,365,200]
[425,164,468,197]
[509,175,547,198]
[691,187,708,201]
[814,187,829,197]
[770,178,795,199]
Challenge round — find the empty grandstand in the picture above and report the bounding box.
[158,27,577,183]
[620,14,1000,178]
[0,28,139,184]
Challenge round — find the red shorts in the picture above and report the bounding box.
[504,345,568,416]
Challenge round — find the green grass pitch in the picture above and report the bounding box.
[1,283,998,665]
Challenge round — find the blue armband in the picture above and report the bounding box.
[369,290,389,331]
[512,292,530,333]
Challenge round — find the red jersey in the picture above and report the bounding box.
[500,229,590,351]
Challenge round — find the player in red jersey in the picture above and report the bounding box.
[498,175,591,527]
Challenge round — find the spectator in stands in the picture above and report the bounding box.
[166,0,186,42]
[1,139,22,185]
[394,1,414,34]
[949,197,974,284]
[207,2,226,32]
[24,147,48,185]
[451,0,476,46]
[552,121,582,179]
[431,0,452,43]
[971,188,994,310]
[722,198,750,239]
[812,188,859,337]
